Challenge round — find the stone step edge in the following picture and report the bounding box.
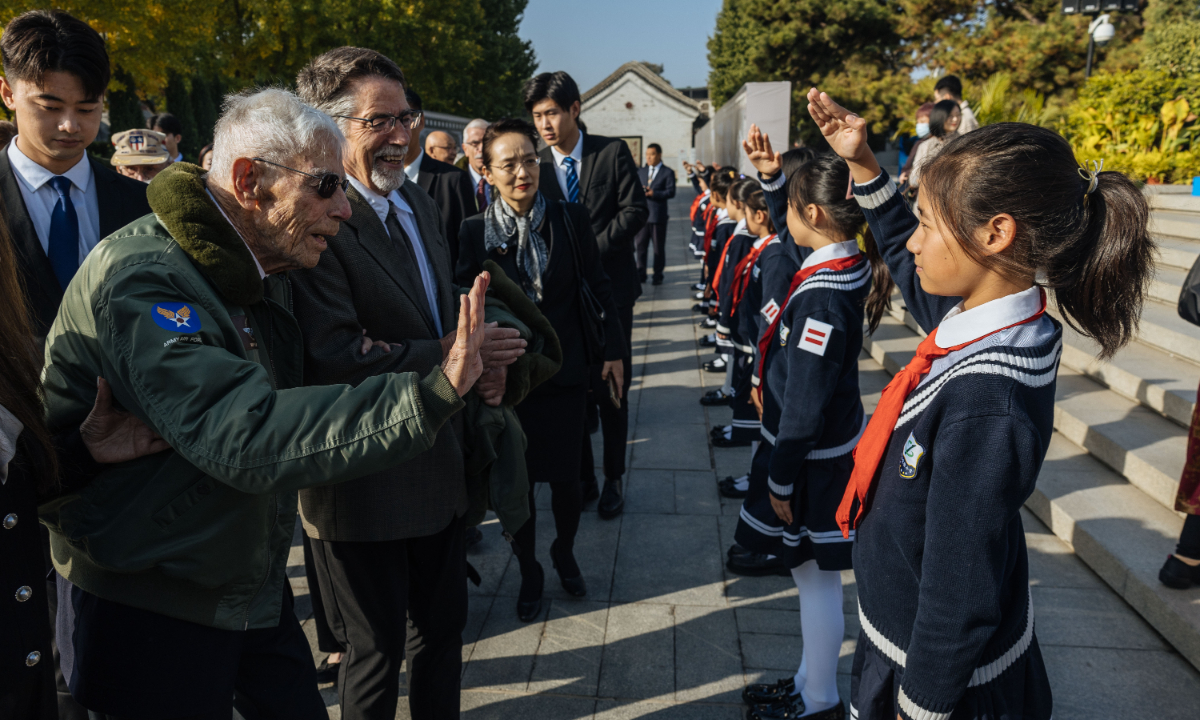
[865,313,1184,513]
[1026,461,1200,674]
[885,300,1198,428]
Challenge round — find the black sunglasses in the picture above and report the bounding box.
[252,157,349,199]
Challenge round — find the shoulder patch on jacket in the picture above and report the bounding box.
[900,432,925,479]
[798,317,833,356]
[761,299,780,324]
[152,303,201,333]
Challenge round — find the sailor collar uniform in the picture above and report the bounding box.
[735,240,870,571]
[848,170,1055,720]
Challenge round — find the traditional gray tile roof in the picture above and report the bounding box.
[581,61,702,114]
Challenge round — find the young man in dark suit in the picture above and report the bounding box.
[0,10,151,342]
[402,88,476,271]
[635,142,676,285]
[525,71,648,518]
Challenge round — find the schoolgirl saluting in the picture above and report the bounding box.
[736,154,894,720]
[806,88,1153,720]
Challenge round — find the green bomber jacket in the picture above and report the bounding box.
[39,163,464,630]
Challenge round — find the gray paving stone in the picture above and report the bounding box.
[612,513,726,606]
[624,469,677,515]
[1033,585,1172,651]
[594,700,743,719]
[529,600,609,697]
[629,422,714,471]
[674,470,723,516]
[1041,645,1200,720]
[598,602,675,700]
[460,598,544,693]
[674,605,745,704]
[461,690,597,719]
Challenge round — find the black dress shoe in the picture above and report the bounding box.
[712,433,751,448]
[742,677,797,706]
[652,276,664,286]
[701,388,734,406]
[718,475,748,498]
[581,475,601,505]
[712,424,730,438]
[550,539,587,596]
[727,551,790,577]
[727,543,752,558]
[465,525,483,550]
[748,697,844,720]
[598,477,625,519]
[517,561,545,621]
[1160,554,1200,589]
[703,357,727,372]
[693,302,708,313]
[699,317,718,329]
[315,659,342,685]
[699,334,718,348]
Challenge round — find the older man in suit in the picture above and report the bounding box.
[526,70,647,518]
[402,88,476,270]
[635,143,676,286]
[294,48,525,720]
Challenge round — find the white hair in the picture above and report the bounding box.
[209,87,345,186]
[464,118,489,135]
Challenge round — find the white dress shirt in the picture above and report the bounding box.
[647,162,661,185]
[348,176,443,336]
[800,239,860,271]
[549,131,585,201]
[6,137,101,265]
[404,150,423,184]
[935,285,1043,349]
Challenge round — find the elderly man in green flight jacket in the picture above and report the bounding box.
[38,88,489,719]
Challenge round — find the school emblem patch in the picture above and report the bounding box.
[900,432,925,479]
[152,303,200,333]
[779,325,791,346]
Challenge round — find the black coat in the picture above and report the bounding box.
[0,146,151,337]
[415,152,475,272]
[638,164,677,224]
[538,134,648,308]
[457,198,625,387]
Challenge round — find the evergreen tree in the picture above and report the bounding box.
[190,74,218,149]
[107,69,144,134]
[707,0,764,107]
[163,72,199,160]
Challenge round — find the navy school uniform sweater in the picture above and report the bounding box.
[849,170,1057,720]
[706,215,737,284]
[760,241,868,493]
[716,227,757,341]
[750,173,808,388]
[691,190,710,245]
[735,235,776,351]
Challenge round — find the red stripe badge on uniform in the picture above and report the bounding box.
[761,299,781,324]
[798,318,833,356]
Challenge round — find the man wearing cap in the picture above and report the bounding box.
[110,128,173,183]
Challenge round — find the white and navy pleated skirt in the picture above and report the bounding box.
[733,441,854,571]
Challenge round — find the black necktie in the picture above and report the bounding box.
[385,204,436,325]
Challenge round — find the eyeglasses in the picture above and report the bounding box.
[335,111,423,132]
[252,157,349,199]
[463,140,482,148]
[488,156,540,176]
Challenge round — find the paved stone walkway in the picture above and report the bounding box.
[290,192,1200,719]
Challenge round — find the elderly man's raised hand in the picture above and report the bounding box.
[742,124,782,177]
[442,272,490,396]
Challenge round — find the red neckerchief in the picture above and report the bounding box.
[690,193,706,223]
[710,230,740,299]
[700,207,719,267]
[755,254,864,400]
[835,289,1048,536]
[729,234,775,316]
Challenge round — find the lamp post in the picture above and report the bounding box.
[1085,14,1116,78]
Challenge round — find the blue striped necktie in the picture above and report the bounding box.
[562,156,580,203]
[47,176,80,290]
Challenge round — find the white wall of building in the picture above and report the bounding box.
[581,74,699,179]
[695,82,791,177]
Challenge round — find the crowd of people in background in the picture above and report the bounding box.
[1,7,1197,720]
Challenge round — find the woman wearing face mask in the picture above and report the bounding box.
[898,102,934,187]
[908,99,962,190]
[456,118,625,622]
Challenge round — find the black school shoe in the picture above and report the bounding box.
[701,388,735,406]
[742,677,797,706]
[699,334,718,348]
[718,475,748,498]
[692,282,706,291]
[699,317,718,329]
[703,356,727,372]
[693,302,709,313]
[713,433,751,448]
[727,551,790,577]
[1160,554,1200,589]
[748,697,845,720]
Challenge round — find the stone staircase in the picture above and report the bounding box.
[862,185,1200,672]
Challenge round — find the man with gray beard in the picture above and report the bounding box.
[291,47,526,720]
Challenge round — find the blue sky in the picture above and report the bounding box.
[519,0,725,92]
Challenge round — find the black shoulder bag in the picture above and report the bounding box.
[1178,253,1200,327]
[558,200,608,364]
